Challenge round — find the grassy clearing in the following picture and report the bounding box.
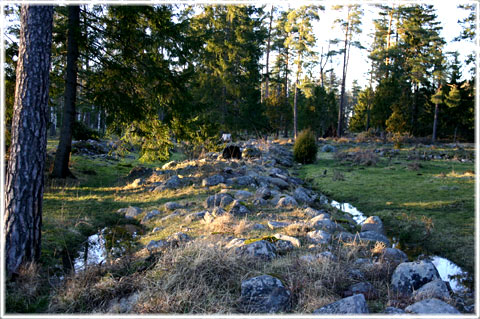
[298,141,475,274]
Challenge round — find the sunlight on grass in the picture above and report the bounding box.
[401,200,457,209]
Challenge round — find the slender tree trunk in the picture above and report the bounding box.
[385,6,394,77]
[411,84,418,135]
[284,47,289,97]
[264,5,274,100]
[293,76,299,139]
[4,5,53,276]
[432,103,439,143]
[52,6,80,178]
[337,20,350,137]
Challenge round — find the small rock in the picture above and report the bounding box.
[275,195,298,208]
[267,221,290,230]
[274,240,294,253]
[228,175,256,187]
[269,177,290,189]
[405,298,460,314]
[225,238,246,249]
[413,279,450,301]
[255,187,271,199]
[240,240,276,260]
[160,211,180,221]
[125,206,142,219]
[252,198,268,206]
[240,275,291,313]
[309,218,339,233]
[252,223,266,230]
[384,307,406,314]
[202,174,225,187]
[303,207,329,218]
[164,201,184,211]
[345,282,379,300]
[381,247,408,263]
[184,211,207,223]
[146,239,168,251]
[391,260,441,296]
[152,227,163,233]
[306,230,331,244]
[228,200,251,217]
[274,234,300,247]
[361,216,385,235]
[335,231,355,242]
[358,231,391,246]
[162,161,177,169]
[205,193,234,209]
[293,186,315,205]
[321,144,336,153]
[235,190,253,200]
[313,294,369,314]
[167,232,190,244]
[141,209,161,223]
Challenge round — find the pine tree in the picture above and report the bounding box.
[5,5,53,275]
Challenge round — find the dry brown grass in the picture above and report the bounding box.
[334,149,379,166]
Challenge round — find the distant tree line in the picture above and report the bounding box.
[4,4,476,164]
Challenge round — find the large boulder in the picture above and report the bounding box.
[309,217,339,233]
[228,175,256,187]
[274,234,301,248]
[202,174,225,187]
[405,298,460,314]
[239,275,291,313]
[235,190,253,200]
[381,247,408,263]
[391,260,441,296]
[413,279,450,301]
[269,177,290,189]
[205,193,234,209]
[313,294,369,314]
[222,144,242,159]
[154,175,183,191]
[360,216,385,234]
[255,187,272,200]
[141,209,161,223]
[267,221,290,230]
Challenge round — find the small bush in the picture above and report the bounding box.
[293,129,318,164]
[72,121,100,141]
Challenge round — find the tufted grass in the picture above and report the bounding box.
[298,141,475,275]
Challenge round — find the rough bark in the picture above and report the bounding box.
[4,5,53,275]
[51,5,80,178]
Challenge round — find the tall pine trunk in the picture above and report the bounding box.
[264,5,274,100]
[4,5,53,275]
[337,20,350,137]
[432,103,439,143]
[52,6,80,178]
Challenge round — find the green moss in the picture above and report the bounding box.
[244,235,279,245]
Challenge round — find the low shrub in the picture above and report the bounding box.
[293,129,318,164]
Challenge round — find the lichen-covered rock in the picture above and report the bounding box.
[274,240,294,253]
[205,193,234,209]
[154,175,183,191]
[405,298,460,314]
[381,247,408,263]
[235,190,253,200]
[228,175,256,187]
[293,186,315,205]
[255,187,272,199]
[240,275,291,313]
[309,217,339,233]
[164,201,184,211]
[274,234,300,248]
[252,198,268,206]
[361,216,385,234]
[306,230,331,244]
[413,279,450,301]
[313,294,369,314]
[335,231,355,242]
[275,195,298,208]
[391,260,441,296]
[125,206,142,219]
[141,209,161,223]
[202,174,225,187]
[304,207,329,218]
[146,239,168,251]
[184,210,207,223]
[358,231,391,246]
[228,200,251,217]
[240,240,276,260]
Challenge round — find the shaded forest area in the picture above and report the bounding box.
[4,4,475,160]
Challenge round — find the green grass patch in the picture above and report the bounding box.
[298,143,475,274]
